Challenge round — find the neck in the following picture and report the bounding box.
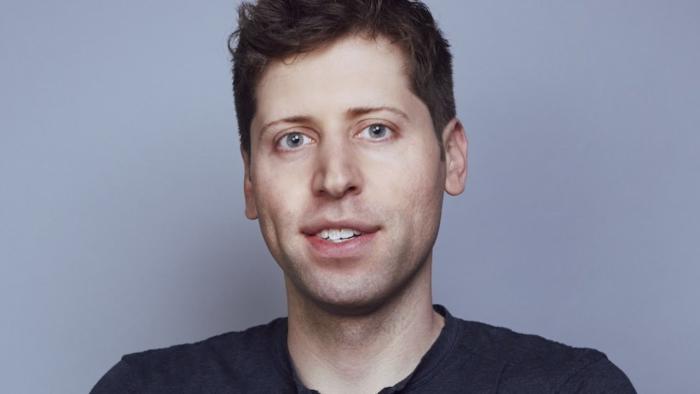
[285,257,444,394]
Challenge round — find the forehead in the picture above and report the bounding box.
[251,35,418,131]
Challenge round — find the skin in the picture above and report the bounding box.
[242,34,468,393]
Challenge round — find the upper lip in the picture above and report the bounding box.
[301,219,381,235]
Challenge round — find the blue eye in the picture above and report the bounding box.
[360,124,392,140]
[278,132,312,150]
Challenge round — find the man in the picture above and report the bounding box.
[92,0,636,392]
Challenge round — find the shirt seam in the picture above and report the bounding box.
[400,324,461,390]
[554,352,607,392]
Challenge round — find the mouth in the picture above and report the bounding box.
[315,228,363,243]
[301,221,380,259]
[301,220,380,238]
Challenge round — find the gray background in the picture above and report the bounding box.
[1,0,698,392]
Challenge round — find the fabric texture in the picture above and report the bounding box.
[91,305,635,393]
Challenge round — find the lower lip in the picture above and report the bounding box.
[305,232,377,260]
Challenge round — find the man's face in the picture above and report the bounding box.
[244,35,466,314]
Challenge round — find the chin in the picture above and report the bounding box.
[309,294,387,317]
[293,271,405,317]
[282,246,430,317]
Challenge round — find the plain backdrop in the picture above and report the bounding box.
[1,1,698,393]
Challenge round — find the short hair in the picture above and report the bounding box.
[228,0,455,157]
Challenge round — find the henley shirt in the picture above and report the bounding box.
[91,305,635,393]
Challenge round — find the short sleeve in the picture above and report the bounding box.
[558,356,636,393]
[90,358,142,394]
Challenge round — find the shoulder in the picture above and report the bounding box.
[452,318,636,393]
[90,318,289,394]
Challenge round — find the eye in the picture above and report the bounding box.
[277,131,313,151]
[359,123,393,141]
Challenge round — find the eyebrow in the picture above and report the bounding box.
[259,106,409,136]
[345,106,410,121]
[259,115,313,136]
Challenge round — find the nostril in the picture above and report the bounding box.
[321,180,360,198]
[311,152,362,198]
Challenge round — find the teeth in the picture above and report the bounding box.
[316,228,363,242]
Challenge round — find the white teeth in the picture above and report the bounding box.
[316,228,363,242]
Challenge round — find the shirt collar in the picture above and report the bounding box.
[273,304,459,393]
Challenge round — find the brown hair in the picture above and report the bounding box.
[228,0,455,157]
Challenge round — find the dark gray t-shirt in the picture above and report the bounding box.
[91,305,635,393]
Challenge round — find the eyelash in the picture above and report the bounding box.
[357,123,395,141]
[275,132,314,151]
[274,122,396,152]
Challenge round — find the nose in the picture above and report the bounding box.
[311,138,362,199]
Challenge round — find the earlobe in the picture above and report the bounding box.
[442,118,468,196]
[241,150,259,220]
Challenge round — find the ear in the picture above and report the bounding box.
[241,149,259,220]
[441,118,468,196]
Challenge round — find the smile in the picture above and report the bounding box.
[316,228,363,243]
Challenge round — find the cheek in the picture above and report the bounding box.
[254,155,309,204]
[404,167,444,234]
[252,166,304,240]
[373,142,443,202]
[367,144,444,232]
[252,157,320,248]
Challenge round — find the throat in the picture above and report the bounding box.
[286,308,444,394]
